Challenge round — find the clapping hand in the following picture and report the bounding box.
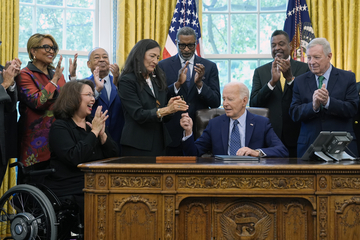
[87,106,109,143]
[313,83,328,110]
[167,96,188,113]
[0,59,20,89]
[110,63,120,86]
[93,66,104,93]
[69,53,78,78]
[52,55,64,84]
[175,61,190,89]
[194,63,205,88]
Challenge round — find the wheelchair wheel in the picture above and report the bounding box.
[0,184,58,240]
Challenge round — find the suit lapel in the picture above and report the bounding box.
[305,72,318,93]
[143,81,156,99]
[153,79,160,100]
[326,66,338,94]
[245,111,255,147]
[108,82,118,106]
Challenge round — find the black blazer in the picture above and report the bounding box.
[0,64,18,184]
[250,59,309,148]
[118,72,172,154]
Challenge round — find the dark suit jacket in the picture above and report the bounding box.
[0,64,18,185]
[182,111,289,157]
[353,82,360,154]
[118,72,172,154]
[289,66,359,157]
[250,59,309,150]
[158,54,220,147]
[87,74,124,153]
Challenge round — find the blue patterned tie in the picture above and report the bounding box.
[229,120,241,155]
[185,62,191,87]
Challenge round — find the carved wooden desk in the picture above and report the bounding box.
[79,157,360,240]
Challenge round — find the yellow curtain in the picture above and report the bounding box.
[308,0,360,79]
[0,0,19,64]
[116,0,177,68]
[0,0,19,237]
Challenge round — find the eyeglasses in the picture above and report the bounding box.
[34,44,58,53]
[81,93,95,98]
[178,43,196,50]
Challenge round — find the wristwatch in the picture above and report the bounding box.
[255,149,264,157]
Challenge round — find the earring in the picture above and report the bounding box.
[34,56,36,60]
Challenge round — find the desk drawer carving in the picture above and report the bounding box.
[332,176,360,189]
[178,175,314,190]
[110,175,161,189]
[333,196,360,240]
[177,197,314,240]
[113,194,159,240]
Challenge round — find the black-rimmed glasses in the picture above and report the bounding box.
[35,44,58,53]
[178,43,196,50]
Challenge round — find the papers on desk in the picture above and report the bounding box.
[214,155,260,161]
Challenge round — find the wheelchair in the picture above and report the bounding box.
[0,162,83,240]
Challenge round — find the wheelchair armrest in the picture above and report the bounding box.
[10,161,56,184]
[29,168,56,176]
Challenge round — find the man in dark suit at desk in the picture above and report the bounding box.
[0,54,21,186]
[289,38,358,157]
[180,82,288,158]
[250,30,309,157]
[158,27,220,156]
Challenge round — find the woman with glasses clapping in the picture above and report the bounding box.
[15,33,78,183]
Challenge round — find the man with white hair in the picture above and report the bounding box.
[180,82,288,157]
[290,38,358,157]
[86,47,124,153]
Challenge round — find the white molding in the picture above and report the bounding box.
[98,0,113,61]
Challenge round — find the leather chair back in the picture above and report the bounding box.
[195,107,269,139]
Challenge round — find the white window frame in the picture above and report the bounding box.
[18,0,113,75]
[202,0,287,84]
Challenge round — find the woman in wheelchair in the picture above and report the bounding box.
[0,79,119,240]
[45,78,119,223]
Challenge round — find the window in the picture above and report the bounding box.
[18,0,113,79]
[202,0,287,96]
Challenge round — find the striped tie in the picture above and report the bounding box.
[318,76,325,89]
[229,120,241,155]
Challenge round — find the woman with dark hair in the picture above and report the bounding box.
[15,33,78,181]
[45,77,119,226]
[118,39,188,156]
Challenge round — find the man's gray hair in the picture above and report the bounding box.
[225,82,249,100]
[176,27,197,41]
[307,38,332,56]
[239,83,249,100]
[88,47,109,61]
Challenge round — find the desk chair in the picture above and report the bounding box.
[195,107,269,139]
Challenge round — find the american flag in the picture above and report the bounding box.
[283,0,315,62]
[163,0,203,59]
